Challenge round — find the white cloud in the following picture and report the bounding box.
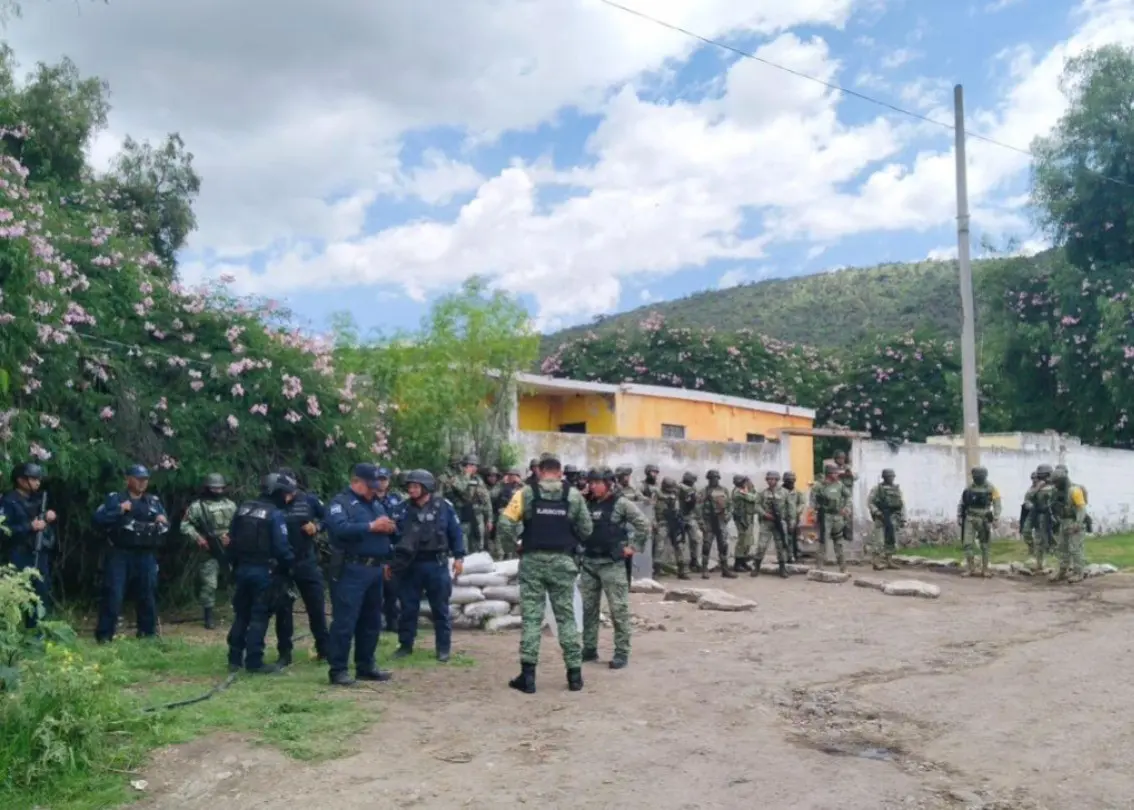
[9,0,1133,327]
[926,245,958,260]
[717,269,750,289]
[985,0,1024,11]
[880,48,919,69]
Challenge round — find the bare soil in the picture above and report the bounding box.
[134,570,1134,810]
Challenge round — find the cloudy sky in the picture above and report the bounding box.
[8,0,1134,334]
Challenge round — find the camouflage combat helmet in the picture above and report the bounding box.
[732,474,745,486]
[204,473,226,490]
[660,477,677,493]
[587,466,615,482]
[706,469,721,480]
[681,471,697,486]
[615,465,632,477]
[971,466,988,483]
[765,470,780,480]
[881,468,895,481]
[1036,463,1053,478]
[645,463,659,475]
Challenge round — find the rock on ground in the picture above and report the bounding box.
[696,589,757,612]
[663,587,707,604]
[1085,563,1119,577]
[853,577,886,591]
[807,569,851,584]
[882,580,941,599]
[630,578,666,594]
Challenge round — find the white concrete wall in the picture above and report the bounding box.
[850,436,1134,544]
[516,431,790,484]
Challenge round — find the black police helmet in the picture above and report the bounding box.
[405,469,436,493]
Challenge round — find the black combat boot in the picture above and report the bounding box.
[330,670,355,687]
[778,560,788,579]
[676,560,690,580]
[509,662,536,694]
[689,558,701,573]
[609,654,627,670]
[203,607,215,630]
[277,651,292,668]
[248,662,283,675]
[582,648,599,663]
[567,667,584,691]
[750,557,762,577]
[393,646,412,659]
[356,668,392,682]
[721,563,737,579]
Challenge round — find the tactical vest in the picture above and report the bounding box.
[877,484,902,510]
[401,499,448,557]
[493,483,519,513]
[1053,487,1080,520]
[585,495,623,558]
[706,487,729,516]
[522,486,576,553]
[453,477,481,524]
[285,493,316,557]
[731,490,749,524]
[1,491,40,550]
[113,495,167,550]
[679,487,698,516]
[229,498,276,564]
[815,482,842,513]
[963,486,992,511]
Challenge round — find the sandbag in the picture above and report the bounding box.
[463,600,512,621]
[485,615,523,632]
[450,586,485,605]
[493,559,520,579]
[482,585,521,604]
[452,613,480,630]
[460,551,495,574]
[456,572,510,588]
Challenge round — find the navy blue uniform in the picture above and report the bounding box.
[393,495,465,656]
[325,487,394,679]
[378,490,407,633]
[274,490,330,660]
[93,491,168,641]
[1,489,53,626]
[226,498,294,671]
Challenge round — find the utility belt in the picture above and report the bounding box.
[231,553,272,567]
[344,553,388,567]
[412,551,448,564]
[112,525,168,551]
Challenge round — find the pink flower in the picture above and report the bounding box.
[29,442,51,461]
[227,415,239,430]
[284,410,302,424]
[231,383,245,397]
[190,380,205,391]
[306,394,321,417]
[100,406,115,421]
[250,403,268,416]
[281,374,302,399]
[39,414,60,429]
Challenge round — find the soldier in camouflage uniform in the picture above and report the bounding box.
[580,467,649,669]
[699,470,736,579]
[677,472,703,572]
[447,454,494,556]
[497,453,593,694]
[958,466,1001,578]
[437,454,461,499]
[1025,464,1055,571]
[653,478,688,579]
[752,471,789,578]
[1049,468,1088,583]
[839,466,857,547]
[812,463,851,572]
[1020,469,1041,558]
[180,473,237,629]
[731,475,757,572]
[490,468,524,560]
[782,471,806,562]
[482,465,500,490]
[639,463,661,567]
[867,469,905,570]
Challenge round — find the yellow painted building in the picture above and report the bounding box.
[513,373,816,485]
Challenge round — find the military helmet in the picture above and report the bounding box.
[823,462,838,474]
[645,463,659,475]
[12,462,45,482]
[126,463,151,479]
[563,464,579,476]
[528,458,539,469]
[405,469,436,493]
[783,471,796,481]
[506,467,523,477]
[1051,468,1070,487]
[587,466,615,482]
[615,465,632,477]
[204,473,226,489]
[706,469,720,480]
[1055,464,1068,474]
[1030,471,1038,480]
[881,468,895,480]
[732,474,745,486]
[660,477,677,492]
[484,465,499,477]
[1036,463,1053,477]
[538,452,561,470]
[262,472,297,497]
[681,471,697,485]
[765,470,780,479]
[971,466,988,483]
[460,454,478,467]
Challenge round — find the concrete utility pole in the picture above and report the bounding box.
[953,84,981,478]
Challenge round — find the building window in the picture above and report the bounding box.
[559,422,586,434]
[747,433,765,443]
[661,424,685,439]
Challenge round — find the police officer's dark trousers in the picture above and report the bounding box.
[328,560,385,677]
[397,556,452,654]
[275,554,330,658]
[383,571,400,633]
[8,547,51,628]
[228,564,274,670]
[95,549,157,641]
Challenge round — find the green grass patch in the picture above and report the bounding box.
[2,632,472,810]
[903,532,1134,570]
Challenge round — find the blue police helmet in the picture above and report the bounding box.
[126,464,150,479]
[404,469,435,493]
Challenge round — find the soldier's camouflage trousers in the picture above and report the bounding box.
[518,551,581,668]
[1055,523,1086,578]
[816,514,847,569]
[462,518,492,557]
[733,522,754,561]
[868,520,897,567]
[960,515,991,566]
[754,522,787,564]
[579,559,631,657]
[653,521,684,568]
[700,519,729,567]
[198,555,220,609]
[684,520,703,564]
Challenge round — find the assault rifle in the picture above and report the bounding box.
[879,504,897,550]
[766,492,788,555]
[196,502,230,572]
[32,491,53,567]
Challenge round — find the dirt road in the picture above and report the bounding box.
[136,571,1134,809]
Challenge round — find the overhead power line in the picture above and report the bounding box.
[597,0,1134,190]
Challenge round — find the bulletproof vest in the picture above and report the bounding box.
[400,499,448,556]
[963,485,992,510]
[1053,486,1081,520]
[522,485,576,553]
[284,493,315,557]
[655,493,679,522]
[815,482,842,513]
[1,491,38,549]
[453,477,480,524]
[679,487,698,516]
[493,483,519,512]
[114,495,167,550]
[731,490,748,523]
[229,498,275,564]
[878,484,902,510]
[706,486,729,516]
[585,495,624,558]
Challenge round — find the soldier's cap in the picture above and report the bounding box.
[126,464,150,479]
[352,462,383,486]
[13,462,45,480]
[537,452,561,470]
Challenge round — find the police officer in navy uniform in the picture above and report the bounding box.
[226,473,296,674]
[372,468,406,639]
[1,462,57,627]
[389,470,465,662]
[325,463,398,687]
[273,467,330,665]
[92,464,169,643]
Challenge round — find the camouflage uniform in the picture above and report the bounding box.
[812,464,851,572]
[958,467,1001,577]
[1049,469,1087,583]
[580,469,649,667]
[497,465,593,693]
[490,470,523,560]
[699,471,736,579]
[639,465,661,566]
[180,474,236,629]
[448,455,494,556]
[1020,471,1041,557]
[653,479,689,579]
[782,472,806,563]
[677,473,703,571]
[867,469,905,569]
[731,475,757,570]
[753,471,789,575]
